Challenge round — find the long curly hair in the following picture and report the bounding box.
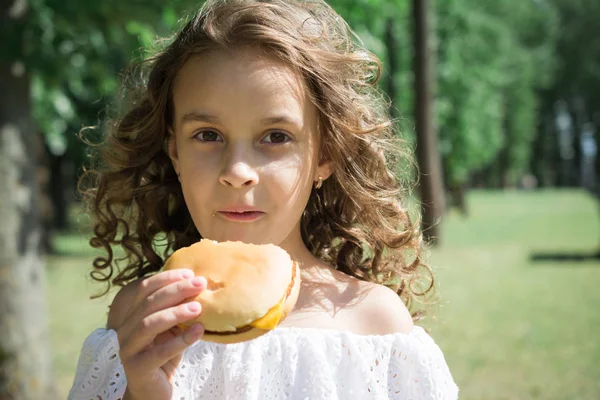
[80,0,435,320]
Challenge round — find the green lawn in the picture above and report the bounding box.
[47,189,600,399]
[424,190,600,399]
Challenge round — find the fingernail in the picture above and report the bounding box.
[181,270,194,279]
[187,302,201,312]
[191,276,206,288]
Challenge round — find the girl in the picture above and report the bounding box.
[68,0,458,398]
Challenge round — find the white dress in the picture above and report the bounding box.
[68,326,459,400]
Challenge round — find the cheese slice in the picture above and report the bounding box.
[250,300,284,330]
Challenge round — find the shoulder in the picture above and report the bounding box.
[358,282,414,334]
[106,278,144,330]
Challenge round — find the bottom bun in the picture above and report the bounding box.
[202,326,270,345]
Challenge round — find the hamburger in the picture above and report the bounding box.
[163,240,301,344]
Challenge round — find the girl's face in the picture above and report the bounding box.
[168,49,332,257]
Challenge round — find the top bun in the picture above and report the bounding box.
[163,240,300,343]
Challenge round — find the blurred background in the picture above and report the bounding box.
[1,0,599,399]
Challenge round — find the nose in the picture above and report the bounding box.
[219,151,259,188]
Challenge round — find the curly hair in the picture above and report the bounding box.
[80,0,435,320]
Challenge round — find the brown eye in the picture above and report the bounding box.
[263,131,291,144]
[194,130,223,142]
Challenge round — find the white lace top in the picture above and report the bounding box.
[68,326,458,400]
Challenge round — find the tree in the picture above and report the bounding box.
[435,0,557,202]
[10,0,198,236]
[384,16,401,120]
[545,0,600,190]
[0,0,57,398]
[28,0,183,231]
[413,0,445,242]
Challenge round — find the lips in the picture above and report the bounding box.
[217,210,265,222]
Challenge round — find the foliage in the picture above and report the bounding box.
[335,0,561,189]
[4,0,598,194]
[5,0,198,163]
[547,0,600,189]
[550,0,600,107]
[435,0,558,187]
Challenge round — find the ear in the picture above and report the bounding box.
[315,158,335,182]
[167,128,180,175]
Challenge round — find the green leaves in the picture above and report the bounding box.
[434,0,558,186]
[11,0,202,163]
[328,0,559,187]
[32,74,72,155]
[13,0,594,191]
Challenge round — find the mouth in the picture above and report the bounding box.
[217,211,265,222]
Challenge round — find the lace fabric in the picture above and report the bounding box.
[68,326,458,400]
[68,328,127,400]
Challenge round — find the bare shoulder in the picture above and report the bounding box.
[106,278,143,330]
[292,264,414,335]
[358,282,414,334]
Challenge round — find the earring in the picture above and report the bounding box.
[314,176,323,190]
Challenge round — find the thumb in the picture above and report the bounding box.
[154,326,181,347]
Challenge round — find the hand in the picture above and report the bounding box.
[110,269,207,400]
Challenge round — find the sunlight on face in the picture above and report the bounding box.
[169,49,327,255]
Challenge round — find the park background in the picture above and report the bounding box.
[1,0,599,399]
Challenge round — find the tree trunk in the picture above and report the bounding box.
[569,96,585,187]
[0,1,57,399]
[412,0,445,244]
[38,135,56,253]
[49,152,67,231]
[385,17,400,120]
[530,97,548,188]
[594,111,600,195]
[495,91,511,188]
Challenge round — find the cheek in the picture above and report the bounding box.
[261,159,313,207]
[178,148,221,191]
[178,145,215,170]
[178,153,216,216]
[180,183,209,226]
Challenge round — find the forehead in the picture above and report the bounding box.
[171,49,314,124]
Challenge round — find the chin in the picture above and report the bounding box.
[202,234,265,245]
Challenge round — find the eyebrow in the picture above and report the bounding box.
[180,111,302,128]
[180,112,221,125]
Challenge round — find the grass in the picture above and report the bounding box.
[423,189,600,399]
[46,189,600,399]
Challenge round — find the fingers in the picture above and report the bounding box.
[120,275,207,345]
[115,269,207,397]
[120,301,203,357]
[117,270,208,375]
[138,324,205,372]
[136,269,197,301]
[153,326,181,347]
[143,276,207,317]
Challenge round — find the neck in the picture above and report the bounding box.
[277,220,330,272]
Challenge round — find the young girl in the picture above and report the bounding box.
[68,0,458,398]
